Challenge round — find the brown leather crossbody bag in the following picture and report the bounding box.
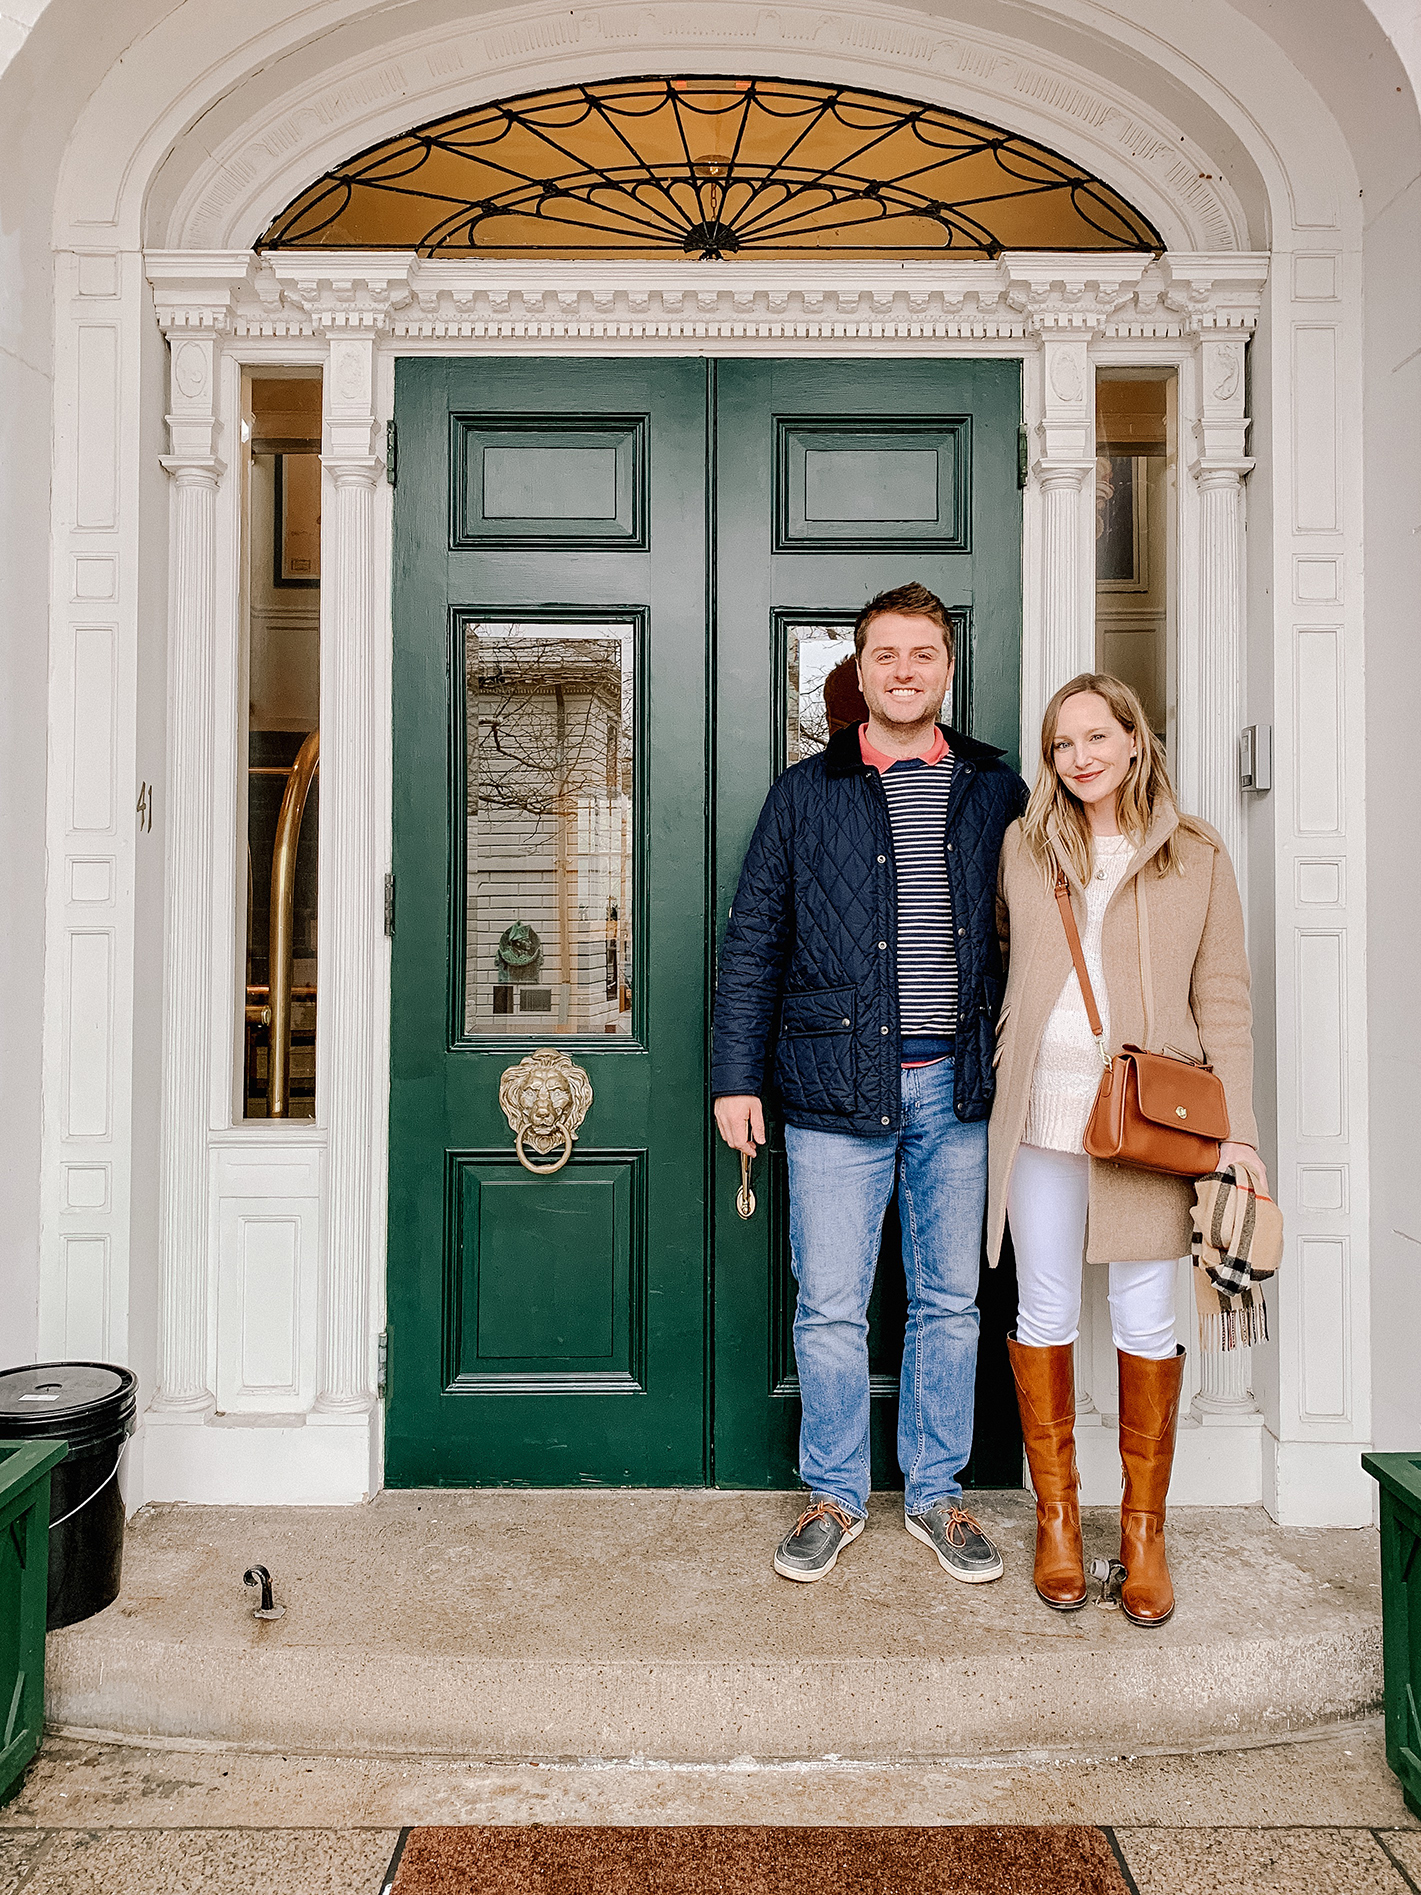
[1053,867,1229,1178]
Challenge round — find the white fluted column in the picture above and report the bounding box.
[1030,323,1098,724]
[314,332,384,1415]
[1186,329,1254,1415]
[153,333,224,1413]
[1040,463,1095,691]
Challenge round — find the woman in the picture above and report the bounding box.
[989,674,1265,1626]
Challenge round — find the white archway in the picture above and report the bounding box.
[39,0,1374,1524]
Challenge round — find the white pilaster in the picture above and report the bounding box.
[153,457,220,1408]
[147,267,245,1412]
[1009,256,1150,741]
[272,265,405,1419]
[1167,258,1266,865]
[1036,326,1096,696]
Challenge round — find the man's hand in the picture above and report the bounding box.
[715,1095,766,1157]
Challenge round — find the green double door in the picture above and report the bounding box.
[386,355,1022,1490]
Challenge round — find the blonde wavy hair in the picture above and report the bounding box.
[1021,673,1204,884]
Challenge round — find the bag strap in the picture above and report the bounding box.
[1135,875,1156,1053]
[1053,869,1108,1060]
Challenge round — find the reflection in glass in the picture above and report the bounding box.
[464,623,634,1036]
[785,623,858,766]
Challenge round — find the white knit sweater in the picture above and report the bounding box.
[1024,835,1135,1153]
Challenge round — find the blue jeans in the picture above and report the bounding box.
[784,1059,986,1518]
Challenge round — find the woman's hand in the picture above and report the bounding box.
[1220,1140,1270,1196]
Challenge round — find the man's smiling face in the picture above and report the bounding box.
[855,611,954,738]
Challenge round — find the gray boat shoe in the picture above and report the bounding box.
[905,1503,1004,1583]
[773,1494,866,1583]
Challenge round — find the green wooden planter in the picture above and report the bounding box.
[1363,1451,1421,1818]
[0,1440,68,1808]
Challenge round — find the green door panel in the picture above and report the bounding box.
[711,358,1024,1494]
[451,1156,641,1382]
[386,357,709,1488]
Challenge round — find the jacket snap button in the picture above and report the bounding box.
[880,1026,889,1035]
[958,927,966,936]
[946,842,954,852]
[881,1117,891,1126]
[841,1017,851,1027]
[877,854,886,863]
[878,941,887,950]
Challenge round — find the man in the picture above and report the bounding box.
[712,582,1027,1583]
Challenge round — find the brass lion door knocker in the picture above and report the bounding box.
[498,1049,593,1175]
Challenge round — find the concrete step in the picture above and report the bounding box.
[46,1490,1382,1762]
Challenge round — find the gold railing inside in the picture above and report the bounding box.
[267,728,320,1118]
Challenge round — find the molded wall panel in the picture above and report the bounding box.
[213,1143,323,1412]
[64,930,112,1139]
[63,1235,109,1358]
[1294,628,1342,834]
[70,627,116,831]
[1296,930,1346,1140]
[1292,326,1339,533]
[1299,1237,1350,1419]
[237,1217,302,1396]
[75,326,119,531]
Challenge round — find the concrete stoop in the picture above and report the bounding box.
[46,1490,1381,1762]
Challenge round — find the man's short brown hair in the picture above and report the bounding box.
[853,582,956,662]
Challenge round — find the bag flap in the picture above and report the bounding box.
[1125,1048,1231,1140]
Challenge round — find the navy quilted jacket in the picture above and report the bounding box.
[712,724,1029,1136]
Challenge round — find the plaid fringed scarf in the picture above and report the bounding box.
[1191,1163,1283,1352]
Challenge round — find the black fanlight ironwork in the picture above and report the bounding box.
[260,76,1162,259]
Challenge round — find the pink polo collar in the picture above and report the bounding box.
[857,723,950,773]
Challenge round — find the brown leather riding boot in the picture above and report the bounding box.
[1117,1345,1186,1626]
[1007,1335,1087,1611]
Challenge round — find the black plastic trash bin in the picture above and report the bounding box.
[0,1363,137,1629]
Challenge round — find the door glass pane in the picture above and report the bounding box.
[785,622,857,765]
[464,621,634,1036]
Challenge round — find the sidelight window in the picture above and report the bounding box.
[462,621,635,1037]
[241,372,322,1118]
[1094,370,1176,755]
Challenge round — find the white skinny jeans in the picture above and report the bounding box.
[1007,1144,1178,1361]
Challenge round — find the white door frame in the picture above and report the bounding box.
[126,245,1288,1509]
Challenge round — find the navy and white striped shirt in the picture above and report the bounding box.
[880,755,959,1044]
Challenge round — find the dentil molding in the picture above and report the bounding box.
[145,252,1268,346]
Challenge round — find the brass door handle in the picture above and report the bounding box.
[499,1049,593,1175]
[737,1151,756,1219]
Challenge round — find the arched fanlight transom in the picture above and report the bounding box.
[259,75,1163,259]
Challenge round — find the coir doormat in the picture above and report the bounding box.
[380,1824,1137,1894]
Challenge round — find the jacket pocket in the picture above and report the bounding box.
[774,987,857,1116]
[780,986,856,1037]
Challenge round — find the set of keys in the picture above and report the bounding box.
[736,1150,756,1220]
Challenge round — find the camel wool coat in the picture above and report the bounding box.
[987,804,1257,1268]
